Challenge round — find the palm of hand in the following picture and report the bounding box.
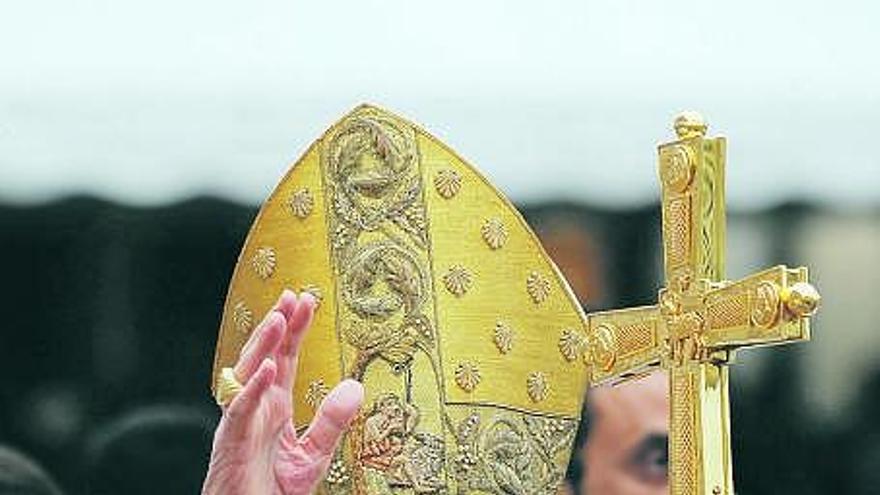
[203,291,364,495]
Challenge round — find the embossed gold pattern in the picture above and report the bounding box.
[706,292,749,330]
[455,362,482,392]
[480,217,508,250]
[751,281,781,328]
[558,329,585,362]
[664,197,691,269]
[289,188,314,218]
[434,169,462,198]
[615,321,656,358]
[527,371,549,402]
[443,265,473,297]
[250,246,277,280]
[454,413,576,495]
[671,368,698,495]
[231,301,253,335]
[588,324,618,372]
[493,321,514,354]
[526,271,551,304]
[661,145,696,193]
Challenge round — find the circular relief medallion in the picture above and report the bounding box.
[343,242,427,320]
[588,324,618,372]
[751,281,781,328]
[660,145,695,193]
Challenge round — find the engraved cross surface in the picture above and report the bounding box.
[585,112,821,495]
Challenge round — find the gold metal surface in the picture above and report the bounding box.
[782,281,821,317]
[212,106,820,494]
[585,111,820,495]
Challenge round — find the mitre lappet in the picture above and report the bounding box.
[212,104,820,495]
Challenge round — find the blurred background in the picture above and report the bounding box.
[1,0,878,493]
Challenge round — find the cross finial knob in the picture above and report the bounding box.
[781,282,821,317]
[674,111,708,139]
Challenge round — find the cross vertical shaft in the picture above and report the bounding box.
[660,114,732,495]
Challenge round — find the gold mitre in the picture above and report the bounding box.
[213,104,590,494]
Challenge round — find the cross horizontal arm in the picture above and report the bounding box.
[702,265,816,351]
[586,305,664,385]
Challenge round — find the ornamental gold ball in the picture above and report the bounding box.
[782,281,822,317]
[673,110,708,139]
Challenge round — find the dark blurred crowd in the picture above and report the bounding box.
[1,197,877,494]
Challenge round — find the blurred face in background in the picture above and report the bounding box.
[580,371,668,495]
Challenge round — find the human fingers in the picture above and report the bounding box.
[234,311,284,384]
[298,379,364,459]
[225,358,277,438]
[274,292,316,389]
[239,289,297,358]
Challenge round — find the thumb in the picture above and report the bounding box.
[299,380,364,459]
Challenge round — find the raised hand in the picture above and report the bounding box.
[202,290,364,495]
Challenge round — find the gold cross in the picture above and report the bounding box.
[585,112,821,495]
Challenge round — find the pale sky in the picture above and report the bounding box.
[1,0,878,208]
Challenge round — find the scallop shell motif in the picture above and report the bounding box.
[558,328,586,362]
[251,246,277,280]
[289,188,314,218]
[527,371,549,402]
[232,301,253,335]
[305,379,330,410]
[443,265,473,297]
[299,283,323,308]
[434,169,462,199]
[494,320,514,354]
[481,218,508,250]
[455,362,481,392]
[526,271,551,304]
